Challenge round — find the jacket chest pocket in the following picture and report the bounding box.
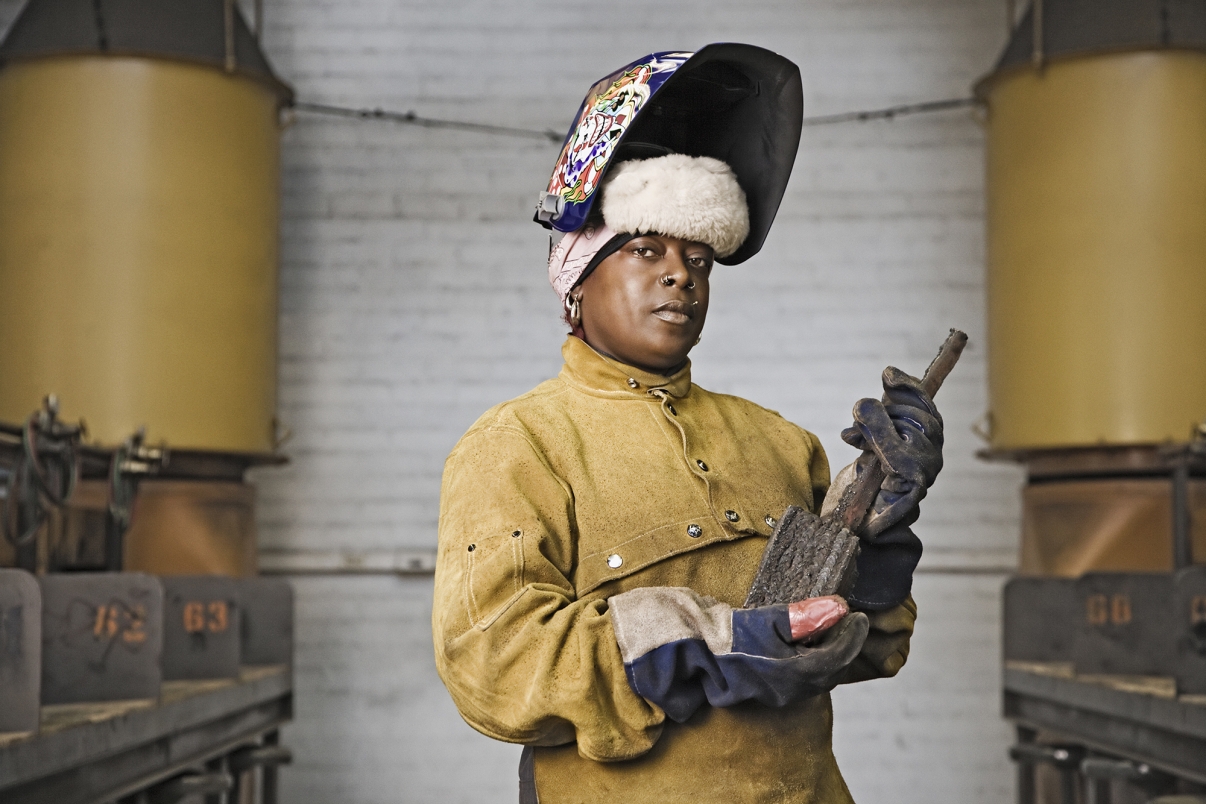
[464,529,526,629]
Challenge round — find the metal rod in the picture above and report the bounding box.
[205,756,227,804]
[104,513,124,571]
[1032,0,1044,69]
[1016,727,1038,804]
[1058,769,1078,804]
[1092,778,1113,804]
[14,522,37,572]
[1174,455,1192,569]
[842,329,968,533]
[262,731,280,804]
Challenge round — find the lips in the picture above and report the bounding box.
[652,299,695,325]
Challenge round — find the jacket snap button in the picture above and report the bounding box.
[627,378,639,388]
[512,530,522,538]
[467,544,476,552]
[687,524,702,538]
[607,554,623,568]
[696,459,708,472]
[765,515,777,528]
[725,510,740,522]
[667,403,677,416]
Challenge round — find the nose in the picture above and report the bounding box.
[659,251,692,288]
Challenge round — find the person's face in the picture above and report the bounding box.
[575,234,712,373]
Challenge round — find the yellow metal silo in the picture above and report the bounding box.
[978,14,1206,452]
[0,0,292,454]
[977,2,1206,575]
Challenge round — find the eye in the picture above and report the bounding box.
[632,246,657,258]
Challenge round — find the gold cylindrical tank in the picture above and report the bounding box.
[0,54,283,452]
[981,50,1206,450]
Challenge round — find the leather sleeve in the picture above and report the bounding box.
[432,424,664,762]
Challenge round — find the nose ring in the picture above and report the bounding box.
[685,281,695,290]
[660,275,674,286]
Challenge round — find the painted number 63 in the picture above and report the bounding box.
[183,600,229,633]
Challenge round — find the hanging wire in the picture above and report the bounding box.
[291,95,981,143]
[292,101,565,142]
[799,97,977,126]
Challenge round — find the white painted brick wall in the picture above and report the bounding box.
[0,0,1027,799]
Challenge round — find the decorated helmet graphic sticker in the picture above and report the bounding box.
[537,51,693,232]
[535,43,805,265]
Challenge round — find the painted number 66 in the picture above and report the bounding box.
[1085,593,1132,626]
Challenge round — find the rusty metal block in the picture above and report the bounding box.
[1175,566,1206,695]
[0,568,40,733]
[161,576,240,680]
[1072,572,1176,677]
[39,572,163,704]
[1003,576,1079,663]
[238,577,293,667]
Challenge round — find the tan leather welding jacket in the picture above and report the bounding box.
[433,336,915,803]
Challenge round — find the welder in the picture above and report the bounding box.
[433,44,944,803]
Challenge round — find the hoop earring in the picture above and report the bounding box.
[568,296,582,328]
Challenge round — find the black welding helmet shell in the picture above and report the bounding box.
[535,43,803,266]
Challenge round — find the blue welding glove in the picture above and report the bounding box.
[848,510,923,611]
[840,366,944,611]
[609,587,868,723]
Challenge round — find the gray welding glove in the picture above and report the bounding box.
[840,366,944,537]
[839,367,943,611]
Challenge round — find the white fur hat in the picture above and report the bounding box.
[601,155,750,259]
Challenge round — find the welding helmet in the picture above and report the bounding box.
[535,43,803,266]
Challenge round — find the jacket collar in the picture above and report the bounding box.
[559,336,693,399]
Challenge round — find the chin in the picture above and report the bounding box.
[642,344,694,370]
